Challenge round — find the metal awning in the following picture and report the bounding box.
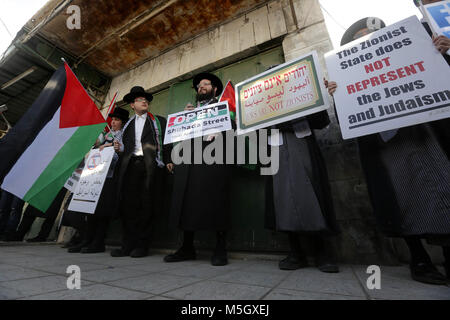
[0,0,271,125]
[27,0,269,76]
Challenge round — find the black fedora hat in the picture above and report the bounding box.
[340,17,386,46]
[108,107,129,123]
[193,72,223,97]
[123,86,154,103]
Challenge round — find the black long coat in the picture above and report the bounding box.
[169,101,234,231]
[356,23,450,239]
[265,111,339,234]
[115,115,171,197]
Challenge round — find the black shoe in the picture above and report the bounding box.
[130,248,148,258]
[279,254,308,270]
[317,263,340,273]
[164,247,196,262]
[62,239,79,248]
[410,262,447,285]
[62,232,83,248]
[81,245,105,254]
[110,248,131,257]
[27,236,46,243]
[315,251,339,273]
[67,243,88,253]
[211,249,228,266]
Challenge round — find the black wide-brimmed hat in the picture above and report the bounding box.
[340,17,386,46]
[108,107,129,123]
[193,72,223,97]
[123,86,154,103]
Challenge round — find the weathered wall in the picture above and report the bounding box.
[103,0,290,108]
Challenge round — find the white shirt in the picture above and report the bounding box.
[133,113,147,156]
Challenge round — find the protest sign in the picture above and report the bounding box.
[424,0,450,37]
[424,0,450,54]
[68,146,115,214]
[325,16,450,140]
[235,51,329,135]
[164,101,232,144]
[63,162,83,193]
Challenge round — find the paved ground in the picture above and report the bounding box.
[0,243,449,300]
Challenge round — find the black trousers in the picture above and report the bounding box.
[0,191,24,237]
[120,156,154,250]
[15,188,66,240]
[84,215,109,247]
[15,210,56,240]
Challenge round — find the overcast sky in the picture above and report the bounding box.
[0,0,422,56]
[0,0,49,54]
[319,0,420,48]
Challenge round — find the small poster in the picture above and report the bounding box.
[68,146,115,214]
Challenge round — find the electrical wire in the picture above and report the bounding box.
[319,2,348,31]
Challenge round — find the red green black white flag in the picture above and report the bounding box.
[0,62,106,212]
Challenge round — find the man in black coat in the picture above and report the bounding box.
[112,86,173,258]
[326,10,450,284]
[164,73,233,266]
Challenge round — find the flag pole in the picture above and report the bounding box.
[218,80,231,101]
[104,92,119,140]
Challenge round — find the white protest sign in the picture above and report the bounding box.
[68,146,115,214]
[63,162,84,192]
[325,16,450,140]
[164,101,232,144]
[235,51,329,135]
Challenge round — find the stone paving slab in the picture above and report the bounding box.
[108,273,202,295]
[80,267,151,283]
[276,266,368,298]
[0,244,449,300]
[0,275,95,299]
[211,269,288,288]
[163,280,272,300]
[0,264,53,282]
[147,295,176,300]
[352,266,450,300]
[18,284,153,300]
[161,263,243,280]
[263,288,364,300]
[29,262,110,275]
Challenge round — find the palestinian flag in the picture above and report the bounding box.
[0,62,106,212]
[104,91,118,133]
[219,80,236,120]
